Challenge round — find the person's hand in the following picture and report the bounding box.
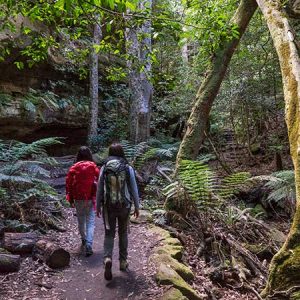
[134,208,139,218]
[97,209,101,218]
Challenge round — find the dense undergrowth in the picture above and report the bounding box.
[0,135,295,298]
[0,138,67,233]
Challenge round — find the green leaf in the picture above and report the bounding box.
[14,61,24,70]
[22,27,32,35]
[125,1,136,11]
[54,0,65,10]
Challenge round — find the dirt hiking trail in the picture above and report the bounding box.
[53,209,162,300]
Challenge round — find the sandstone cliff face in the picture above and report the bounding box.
[0,16,89,152]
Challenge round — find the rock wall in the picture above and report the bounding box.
[0,60,89,154]
[0,16,90,154]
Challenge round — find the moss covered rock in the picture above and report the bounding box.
[150,226,171,239]
[130,210,153,224]
[160,287,188,300]
[163,237,181,246]
[155,245,183,261]
[156,263,203,300]
[151,253,194,281]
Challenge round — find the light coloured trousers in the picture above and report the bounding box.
[74,200,95,247]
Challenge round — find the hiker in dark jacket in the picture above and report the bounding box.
[96,143,139,281]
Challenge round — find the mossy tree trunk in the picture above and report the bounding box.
[255,1,300,298]
[175,0,257,168]
[87,17,102,146]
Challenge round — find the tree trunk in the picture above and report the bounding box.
[255,1,300,298]
[175,0,257,167]
[0,254,20,273]
[3,232,38,254]
[33,239,70,269]
[87,17,102,146]
[126,0,153,143]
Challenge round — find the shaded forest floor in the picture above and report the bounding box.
[1,207,262,300]
[1,208,166,299]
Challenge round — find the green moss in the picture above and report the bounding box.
[151,253,194,281]
[155,245,183,261]
[160,287,188,300]
[163,237,181,246]
[263,246,300,297]
[156,263,203,300]
[150,226,171,239]
[291,291,300,300]
[275,247,300,287]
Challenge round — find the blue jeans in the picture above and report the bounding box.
[74,200,95,247]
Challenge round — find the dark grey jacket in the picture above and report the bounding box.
[96,158,139,210]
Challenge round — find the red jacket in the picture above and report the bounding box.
[66,161,100,206]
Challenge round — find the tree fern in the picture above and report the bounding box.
[120,140,149,162]
[257,170,295,213]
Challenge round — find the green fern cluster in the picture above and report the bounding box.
[120,140,149,163]
[164,160,250,210]
[119,140,179,169]
[0,138,64,231]
[21,89,89,120]
[248,170,296,213]
[178,160,217,207]
[0,137,63,163]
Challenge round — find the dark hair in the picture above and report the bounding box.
[108,143,126,159]
[76,146,93,162]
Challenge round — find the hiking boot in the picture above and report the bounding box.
[120,260,128,271]
[104,257,112,281]
[85,245,93,257]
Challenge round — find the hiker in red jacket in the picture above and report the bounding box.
[66,146,100,256]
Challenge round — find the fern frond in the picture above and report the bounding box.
[178,160,220,208]
[219,172,251,199]
[0,138,63,162]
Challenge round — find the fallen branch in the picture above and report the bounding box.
[157,166,173,183]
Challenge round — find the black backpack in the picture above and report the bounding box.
[103,158,130,209]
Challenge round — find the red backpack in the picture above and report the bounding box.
[66,161,100,202]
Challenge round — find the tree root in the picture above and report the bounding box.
[266,286,300,299]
